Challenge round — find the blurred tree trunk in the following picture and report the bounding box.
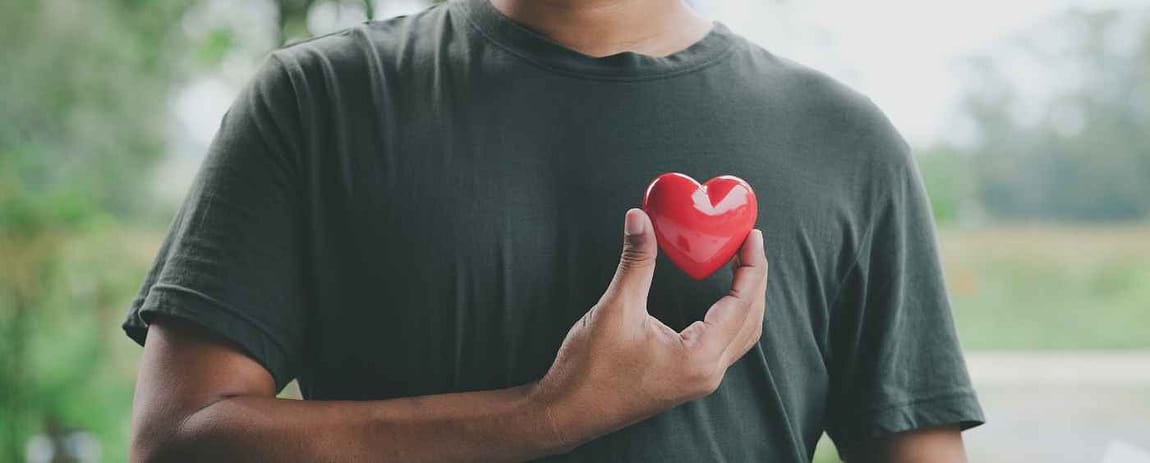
[277,0,315,44]
[274,1,385,45]
[0,297,31,463]
[276,0,316,45]
[362,0,374,20]
[0,230,64,463]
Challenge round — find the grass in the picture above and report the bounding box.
[938,224,1150,350]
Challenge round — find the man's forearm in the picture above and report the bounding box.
[138,384,567,463]
[132,216,769,463]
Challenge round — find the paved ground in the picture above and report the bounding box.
[963,351,1150,462]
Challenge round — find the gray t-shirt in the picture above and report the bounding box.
[123,0,985,459]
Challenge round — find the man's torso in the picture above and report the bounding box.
[223,1,904,459]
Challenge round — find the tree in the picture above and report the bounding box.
[955,8,1150,222]
[276,0,378,44]
[0,0,189,460]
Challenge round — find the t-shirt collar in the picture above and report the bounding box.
[453,0,739,80]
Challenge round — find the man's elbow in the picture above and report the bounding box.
[129,409,213,463]
[131,427,181,463]
[130,419,199,463]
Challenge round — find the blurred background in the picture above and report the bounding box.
[1,0,1147,461]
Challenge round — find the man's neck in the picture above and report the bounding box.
[488,0,712,58]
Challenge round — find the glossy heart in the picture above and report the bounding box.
[642,173,758,280]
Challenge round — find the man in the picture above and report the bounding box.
[124,0,985,461]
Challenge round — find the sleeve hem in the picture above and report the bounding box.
[829,391,985,451]
[122,284,297,391]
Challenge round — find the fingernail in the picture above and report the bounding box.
[625,209,645,236]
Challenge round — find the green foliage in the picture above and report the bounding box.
[0,0,189,460]
[195,27,236,66]
[916,145,975,226]
[27,226,161,463]
[0,1,411,459]
[278,0,319,44]
[0,0,188,218]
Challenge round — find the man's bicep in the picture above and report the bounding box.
[133,315,276,420]
[129,315,276,462]
[841,425,967,463]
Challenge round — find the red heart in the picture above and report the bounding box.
[642,173,758,280]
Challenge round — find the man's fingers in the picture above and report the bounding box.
[684,229,767,363]
[725,229,767,306]
[727,230,769,362]
[601,208,658,315]
[730,247,743,272]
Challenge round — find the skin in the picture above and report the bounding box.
[844,427,969,463]
[131,1,973,460]
[488,0,714,58]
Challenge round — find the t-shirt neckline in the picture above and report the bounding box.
[453,0,739,80]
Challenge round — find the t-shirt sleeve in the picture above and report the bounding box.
[824,113,985,451]
[122,53,308,391]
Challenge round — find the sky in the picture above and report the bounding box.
[701,0,1146,147]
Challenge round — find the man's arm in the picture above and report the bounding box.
[129,209,770,463]
[842,426,968,463]
[131,316,562,462]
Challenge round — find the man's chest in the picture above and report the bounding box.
[295,89,855,402]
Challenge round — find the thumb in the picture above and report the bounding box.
[604,208,658,305]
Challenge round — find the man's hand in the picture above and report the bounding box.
[530,208,769,449]
[129,208,768,462]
